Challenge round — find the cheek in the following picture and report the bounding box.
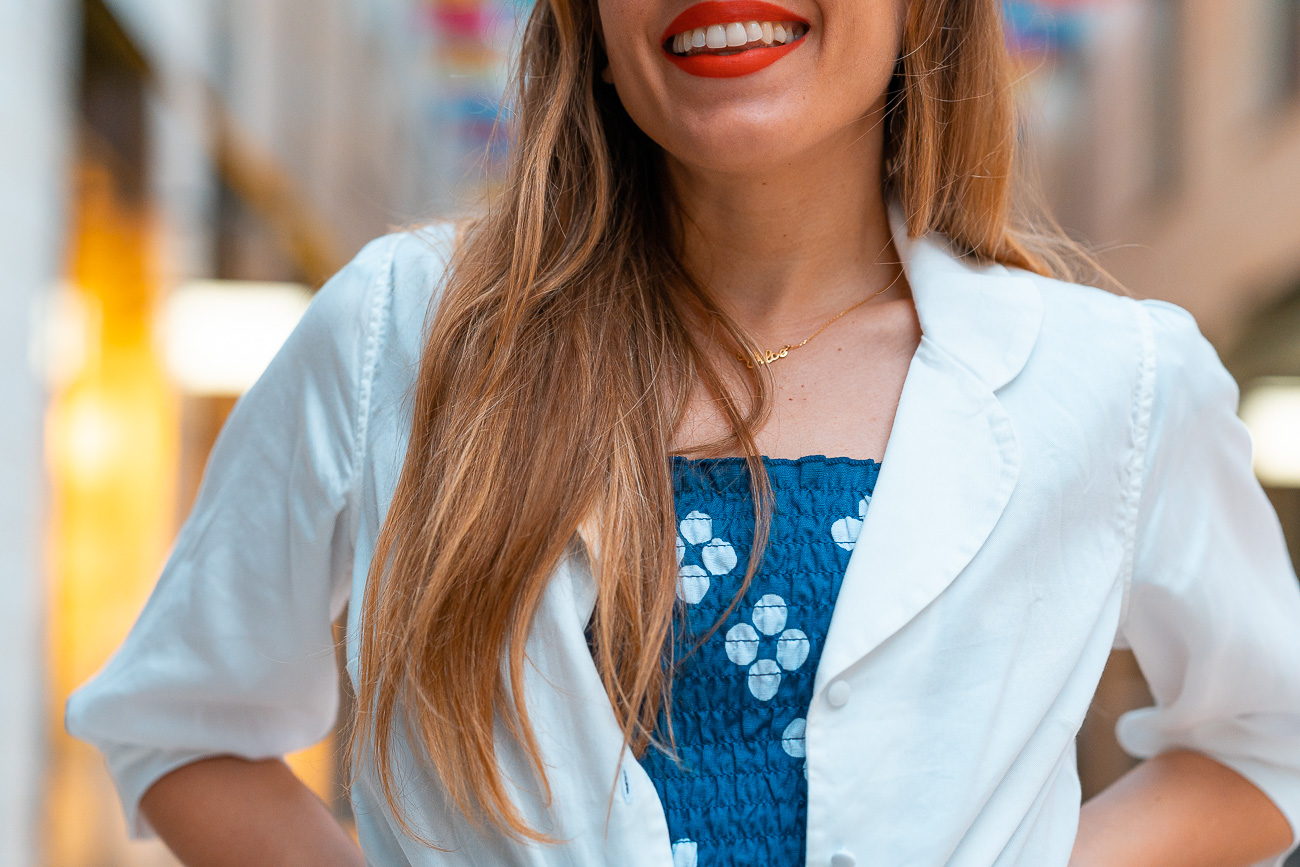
[594,1,668,136]
[820,0,906,93]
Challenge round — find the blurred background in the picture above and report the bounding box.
[1,0,1299,864]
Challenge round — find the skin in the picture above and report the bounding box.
[606,0,914,459]
[141,0,1293,863]
[141,756,364,867]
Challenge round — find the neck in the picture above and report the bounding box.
[666,113,903,338]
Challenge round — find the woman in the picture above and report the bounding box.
[66,0,1300,864]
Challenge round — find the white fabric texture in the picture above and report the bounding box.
[66,213,1300,867]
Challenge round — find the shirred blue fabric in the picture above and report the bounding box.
[641,455,881,867]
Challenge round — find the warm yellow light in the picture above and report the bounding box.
[49,161,184,866]
[160,281,311,395]
[55,392,124,484]
[34,284,101,389]
[1240,378,1300,487]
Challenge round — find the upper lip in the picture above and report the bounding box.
[659,0,809,43]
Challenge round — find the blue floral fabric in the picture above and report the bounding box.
[640,455,881,867]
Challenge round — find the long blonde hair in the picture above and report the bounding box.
[352,0,1077,844]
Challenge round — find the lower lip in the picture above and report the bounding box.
[663,38,803,78]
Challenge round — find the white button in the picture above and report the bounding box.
[830,850,857,867]
[826,680,851,708]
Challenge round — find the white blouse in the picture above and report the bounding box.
[67,215,1300,867]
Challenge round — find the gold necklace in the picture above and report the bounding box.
[735,273,901,369]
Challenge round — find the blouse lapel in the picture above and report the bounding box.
[814,212,1044,692]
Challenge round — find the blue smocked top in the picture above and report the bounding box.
[639,455,881,867]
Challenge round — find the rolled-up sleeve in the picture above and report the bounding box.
[1115,298,1300,863]
[65,235,400,839]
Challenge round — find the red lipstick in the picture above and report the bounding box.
[661,0,809,79]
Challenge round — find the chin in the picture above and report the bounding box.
[653,110,811,175]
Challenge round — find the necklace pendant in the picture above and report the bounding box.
[727,275,900,371]
[739,346,792,369]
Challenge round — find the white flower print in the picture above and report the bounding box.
[775,628,810,670]
[675,510,738,605]
[671,838,698,867]
[748,658,782,701]
[831,494,872,551]
[677,566,711,606]
[724,623,760,665]
[751,592,787,634]
[723,593,810,701]
[781,717,807,758]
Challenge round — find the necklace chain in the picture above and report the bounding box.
[736,272,902,369]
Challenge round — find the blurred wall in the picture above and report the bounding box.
[1027,0,1300,346]
[101,0,440,285]
[0,1,76,864]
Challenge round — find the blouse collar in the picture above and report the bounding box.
[888,203,1045,392]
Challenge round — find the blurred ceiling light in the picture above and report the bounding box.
[55,392,122,484]
[1240,378,1300,487]
[160,280,311,396]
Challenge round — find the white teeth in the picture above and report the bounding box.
[670,19,806,55]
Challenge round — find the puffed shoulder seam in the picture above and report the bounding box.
[1113,298,1159,648]
[347,234,403,496]
[1113,297,1228,648]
